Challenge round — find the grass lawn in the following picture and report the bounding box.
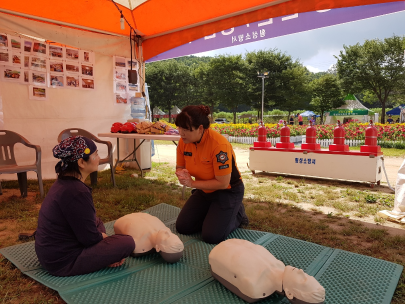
[0,146,404,303]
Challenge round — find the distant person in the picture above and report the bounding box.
[289,115,294,125]
[248,118,252,124]
[387,115,394,124]
[311,116,317,125]
[297,113,303,125]
[396,117,400,123]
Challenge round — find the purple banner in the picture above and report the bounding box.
[147,2,405,62]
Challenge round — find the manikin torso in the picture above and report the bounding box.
[114,213,184,262]
[209,239,325,304]
[209,239,285,300]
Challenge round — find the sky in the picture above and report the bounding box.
[194,10,405,73]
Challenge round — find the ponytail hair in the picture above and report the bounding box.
[175,105,211,131]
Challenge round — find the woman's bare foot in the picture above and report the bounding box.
[108,258,125,268]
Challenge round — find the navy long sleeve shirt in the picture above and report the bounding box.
[35,176,103,273]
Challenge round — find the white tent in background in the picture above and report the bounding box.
[153,107,166,118]
[325,94,372,124]
[170,106,182,115]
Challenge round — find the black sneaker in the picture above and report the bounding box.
[19,231,36,241]
[238,204,249,228]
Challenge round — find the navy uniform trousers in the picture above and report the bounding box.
[176,182,245,244]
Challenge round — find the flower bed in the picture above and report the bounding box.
[163,120,405,142]
[211,122,405,141]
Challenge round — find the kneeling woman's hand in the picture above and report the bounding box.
[176,169,193,187]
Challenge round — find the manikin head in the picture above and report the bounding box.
[283,266,325,304]
[155,227,184,263]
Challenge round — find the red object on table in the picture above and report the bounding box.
[120,122,137,133]
[111,122,123,133]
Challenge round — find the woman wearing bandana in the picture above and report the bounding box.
[175,105,248,244]
[35,136,135,276]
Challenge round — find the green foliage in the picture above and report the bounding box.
[146,59,195,122]
[208,55,249,123]
[378,141,405,149]
[365,194,378,204]
[173,55,213,67]
[244,50,311,116]
[310,74,344,123]
[336,35,405,123]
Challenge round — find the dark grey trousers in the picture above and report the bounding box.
[176,182,245,244]
[53,218,135,276]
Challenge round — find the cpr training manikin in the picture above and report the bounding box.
[377,158,405,223]
[114,213,184,263]
[209,239,325,304]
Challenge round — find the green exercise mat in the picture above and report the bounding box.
[0,203,402,304]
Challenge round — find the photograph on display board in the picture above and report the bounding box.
[1,66,22,82]
[10,36,21,50]
[81,77,94,89]
[29,85,47,100]
[65,62,79,73]
[115,93,127,104]
[0,34,8,48]
[31,71,46,86]
[80,50,94,63]
[24,40,33,53]
[32,42,47,56]
[24,55,30,68]
[114,56,126,68]
[65,48,79,61]
[49,45,64,59]
[81,64,93,77]
[49,60,64,73]
[49,74,64,88]
[115,81,127,93]
[126,58,137,69]
[23,70,29,83]
[11,52,22,67]
[0,49,9,63]
[66,75,79,88]
[114,69,127,81]
[31,56,47,71]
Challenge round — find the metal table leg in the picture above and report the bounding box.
[113,138,146,177]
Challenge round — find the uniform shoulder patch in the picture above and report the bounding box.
[216,151,229,164]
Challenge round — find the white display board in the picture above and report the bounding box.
[0,52,131,180]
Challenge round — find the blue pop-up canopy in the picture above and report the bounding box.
[301,111,320,117]
[386,105,405,115]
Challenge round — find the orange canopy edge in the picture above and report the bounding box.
[0,0,402,60]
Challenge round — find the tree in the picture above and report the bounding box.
[245,50,311,118]
[310,74,344,124]
[208,55,249,123]
[194,62,219,122]
[146,60,193,122]
[335,35,405,123]
[277,65,312,116]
